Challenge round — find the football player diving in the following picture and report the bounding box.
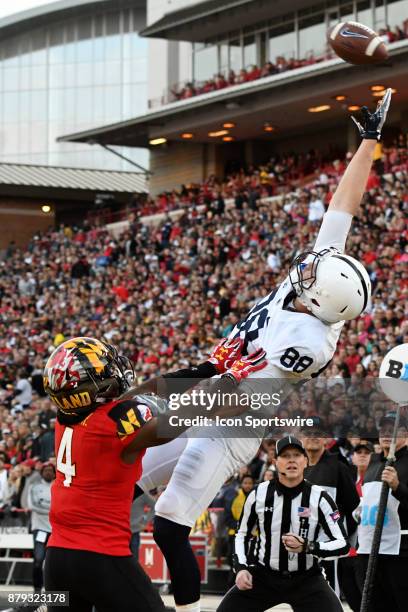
[131,90,393,612]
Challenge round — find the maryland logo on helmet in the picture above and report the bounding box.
[43,337,135,414]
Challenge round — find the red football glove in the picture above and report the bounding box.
[208,338,243,374]
[223,349,267,385]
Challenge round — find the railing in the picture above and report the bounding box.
[147,54,332,109]
[147,35,408,110]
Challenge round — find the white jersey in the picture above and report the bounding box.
[229,209,353,383]
[230,276,344,382]
[137,210,354,527]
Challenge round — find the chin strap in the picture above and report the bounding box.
[57,407,96,425]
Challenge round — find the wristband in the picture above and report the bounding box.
[163,361,217,380]
[306,540,317,554]
[221,372,239,387]
[195,361,218,378]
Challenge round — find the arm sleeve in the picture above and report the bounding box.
[392,482,408,509]
[162,361,218,394]
[108,399,155,448]
[311,491,350,560]
[13,381,24,397]
[234,489,257,571]
[313,210,353,254]
[27,485,50,515]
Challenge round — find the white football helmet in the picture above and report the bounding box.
[289,249,371,324]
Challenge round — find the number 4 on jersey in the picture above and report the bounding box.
[57,427,76,487]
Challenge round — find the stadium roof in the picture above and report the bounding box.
[140,0,312,42]
[57,40,408,149]
[0,163,147,194]
[0,0,142,38]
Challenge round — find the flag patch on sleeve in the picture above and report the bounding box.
[330,510,340,522]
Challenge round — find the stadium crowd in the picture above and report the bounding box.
[124,134,407,218]
[159,20,408,105]
[0,133,406,537]
[169,55,323,103]
[129,148,320,218]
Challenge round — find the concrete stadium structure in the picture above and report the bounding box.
[60,0,408,194]
[0,0,148,170]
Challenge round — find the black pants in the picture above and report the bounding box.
[337,556,361,612]
[355,554,408,612]
[44,547,165,612]
[217,566,343,612]
[32,531,50,591]
[320,559,338,594]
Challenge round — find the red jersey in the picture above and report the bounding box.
[48,398,152,556]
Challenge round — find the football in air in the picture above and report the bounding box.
[327,21,388,65]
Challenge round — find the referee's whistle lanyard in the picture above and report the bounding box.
[287,516,310,561]
[298,516,310,540]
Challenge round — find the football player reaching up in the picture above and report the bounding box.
[42,336,265,612]
[133,90,392,612]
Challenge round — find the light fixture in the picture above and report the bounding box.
[223,136,234,142]
[348,105,360,111]
[371,85,385,92]
[223,122,235,128]
[181,132,194,139]
[264,126,275,132]
[225,101,240,110]
[41,205,51,213]
[335,95,347,101]
[372,88,397,97]
[308,105,331,113]
[149,137,167,145]
[208,129,229,137]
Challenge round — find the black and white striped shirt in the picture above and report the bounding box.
[235,479,349,573]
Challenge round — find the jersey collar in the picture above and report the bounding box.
[276,479,305,498]
[57,407,96,425]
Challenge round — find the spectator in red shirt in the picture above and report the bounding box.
[344,345,361,374]
[366,169,380,190]
[215,74,228,89]
[112,284,129,302]
[236,69,248,84]
[247,65,261,80]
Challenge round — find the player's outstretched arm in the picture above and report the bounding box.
[121,349,267,458]
[328,88,391,217]
[120,338,243,399]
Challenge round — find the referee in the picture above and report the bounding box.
[217,436,349,612]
